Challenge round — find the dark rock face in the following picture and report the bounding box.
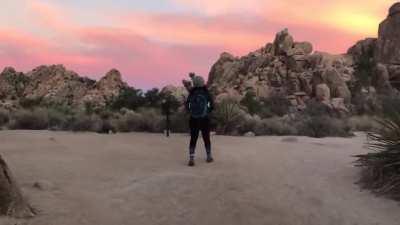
[376,2,400,65]
[347,38,377,63]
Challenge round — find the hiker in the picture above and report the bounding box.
[185,75,214,167]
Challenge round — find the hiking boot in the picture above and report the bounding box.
[188,159,195,167]
[206,156,214,163]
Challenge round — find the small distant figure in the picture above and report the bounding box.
[185,75,214,167]
[162,98,171,137]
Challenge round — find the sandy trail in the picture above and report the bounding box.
[0,131,399,225]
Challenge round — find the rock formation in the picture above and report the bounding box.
[23,65,95,105]
[207,28,354,112]
[0,65,128,109]
[207,2,400,112]
[81,69,128,107]
[0,154,35,218]
[376,2,400,65]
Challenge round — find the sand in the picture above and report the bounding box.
[0,131,399,225]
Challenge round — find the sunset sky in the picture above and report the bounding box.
[0,0,396,88]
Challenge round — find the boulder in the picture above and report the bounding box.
[347,38,377,63]
[376,2,400,64]
[81,69,128,107]
[0,154,35,218]
[244,131,256,137]
[323,68,351,102]
[293,42,313,55]
[315,83,331,102]
[273,28,294,56]
[373,63,392,93]
[0,67,29,100]
[24,65,95,105]
[161,85,188,102]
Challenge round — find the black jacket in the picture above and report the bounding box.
[185,87,214,114]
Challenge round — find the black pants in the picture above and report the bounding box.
[189,117,211,157]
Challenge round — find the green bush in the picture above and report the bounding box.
[348,116,381,132]
[110,87,145,111]
[69,113,103,132]
[260,94,291,118]
[47,108,69,130]
[296,115,352,138]
[240,91,263,116]
[255,117,297,136]
[0,109,10,127]
[169,109,189,133]
[19,97,43,109]
[213,98,245,135]
[10,108,49,130]
[113,108,163,133]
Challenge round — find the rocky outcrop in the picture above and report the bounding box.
[81,69,128,107]
[161,85,188,102]
[0,65,129,109]
[208,2,400,112]
[376,2,400,65]
[0,67,29,100]
[23,65,95,105]
[207,28,355,112]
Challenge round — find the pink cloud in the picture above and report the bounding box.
[0,0,395,89]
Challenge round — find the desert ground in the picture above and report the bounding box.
[0,131,399,225]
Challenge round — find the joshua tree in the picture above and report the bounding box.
[0,154,35,218]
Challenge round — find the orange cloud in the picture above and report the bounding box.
[0,0,396,88]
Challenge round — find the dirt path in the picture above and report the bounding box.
[0,131,399,225]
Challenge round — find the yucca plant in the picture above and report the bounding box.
[355,111,400,199]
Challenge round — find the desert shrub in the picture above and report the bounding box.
[136,108,163,132]
[237,114,297,136]
[351,91,380,115]
[296,115,352,138]
[110,87,145,111]
[254,117,297,136]
[240,91,263,116]
[213,98,245,135]
[10,108,49,130]
[0,109,10,127]
[68,113,103,132]
[240,92,291,118]
[19,97,43,109]
[114,108,163,133]
[237,114,259,134]
[379,93,400,117]
[47,108,69,130]
[287,100,352,138]
[348,116,381,132]
[260,94,291,118]
[355,112,400,199]
[169,109,189,133]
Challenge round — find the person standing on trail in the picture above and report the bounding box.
[185,75,214,167]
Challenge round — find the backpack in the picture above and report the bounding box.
[189,90,209,118]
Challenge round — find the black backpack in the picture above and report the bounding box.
[189,90,209,118]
